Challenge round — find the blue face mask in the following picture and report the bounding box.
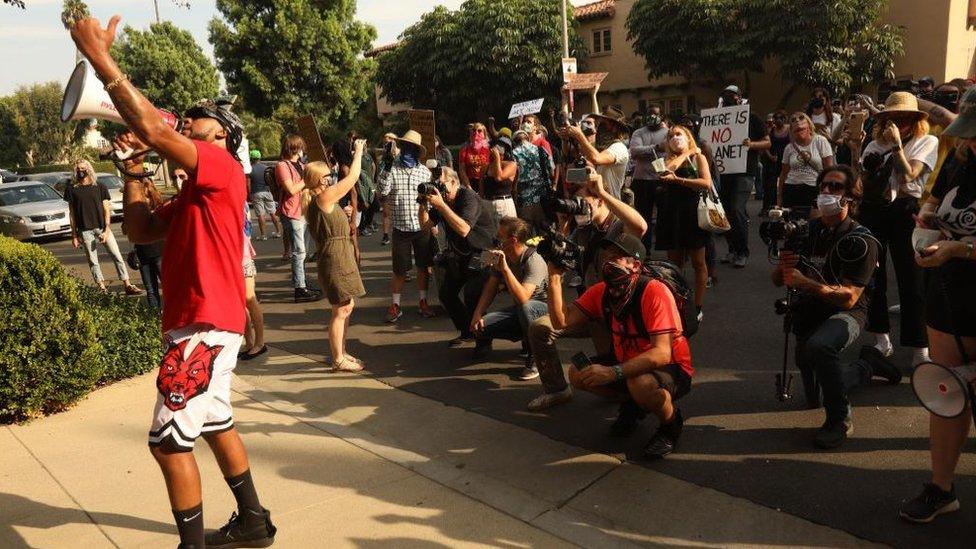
[400,146,419,168]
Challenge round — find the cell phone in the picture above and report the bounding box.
[566,168,588,184]
[480,250,497,268]
[847,111,867,138]
[570,352,592,371]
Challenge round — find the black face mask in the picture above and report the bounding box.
[646,114,662,129]
[76,170,86,180]
[809,97,826,109]
[720,94,738,107]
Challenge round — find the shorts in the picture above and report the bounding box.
[148,325,243,452]
[250,191,277,216]
[243,257,256,278]
[608,363,692,401]
[392,229,435,275]
[488,197,517,219]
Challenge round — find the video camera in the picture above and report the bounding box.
[536,227,583,272]
[759,208,810,254]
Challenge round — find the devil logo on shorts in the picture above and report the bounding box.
[156,340,225,411]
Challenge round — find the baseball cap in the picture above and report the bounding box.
[249,149,262,160]
[943,87,976,139]
[723,85,741,95]
[600,232,646,262]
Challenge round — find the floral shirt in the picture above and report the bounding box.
[513,142,550,205]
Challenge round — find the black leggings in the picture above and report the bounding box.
[858,198,928,347]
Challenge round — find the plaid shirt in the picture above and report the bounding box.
[377,163,432,232]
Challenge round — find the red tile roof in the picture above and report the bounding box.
[365,41,399,58]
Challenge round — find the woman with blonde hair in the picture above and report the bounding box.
[778,112,834,213]
[656,125,714,318]
[302,139,368,372]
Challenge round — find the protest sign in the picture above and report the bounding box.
[562,57,577,83]
[508,98,545,119]
[698,105,750,175]
[408,109,437,162]
[296,115,328,163]
[563,72,607,91]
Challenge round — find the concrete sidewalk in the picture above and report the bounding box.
[3,345,881,548]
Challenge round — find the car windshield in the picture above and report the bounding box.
[0,185,63,206]
[97,175,123,189]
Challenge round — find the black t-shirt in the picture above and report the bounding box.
[65,182,110,232]
[792,217,879,335]
[433,186,497,256]
[721,112,768,182]
[929,151,976,298]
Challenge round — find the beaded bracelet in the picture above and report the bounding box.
[104,73,129,92]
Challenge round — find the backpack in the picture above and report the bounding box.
[599,260,699,347]
[264,164,280,202]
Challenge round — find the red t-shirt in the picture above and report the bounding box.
[575,280,694,377]
[155,140,246,334]
[459,146,490,182]
[533,136,554,160]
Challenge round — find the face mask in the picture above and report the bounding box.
[669,134,688,150]
[521,122,535,134]
[580,119,596,136]
[601,261,640,317]
[816,193,844,217]
[646,114,662,129]
[401,148,418,168]
[574,213,591,226]
[720,95,738,107]
[75,170,86,180]
[471,131,487,147]
[810,97,826,109]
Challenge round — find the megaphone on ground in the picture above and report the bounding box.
[911,361,976,418]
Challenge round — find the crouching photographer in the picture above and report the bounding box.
[546,233,693,459]
[418,167,498,347]
[525,171,648,411]
[770,165,894,449]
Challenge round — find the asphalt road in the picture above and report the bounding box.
[38,197,975,547]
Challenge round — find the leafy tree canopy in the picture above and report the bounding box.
[2,83,84,167]
[209,0,377,128]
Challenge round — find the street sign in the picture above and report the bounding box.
[562,57,577,83]
[508,98,545,119]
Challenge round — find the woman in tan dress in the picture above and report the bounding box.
[302,139,367,372]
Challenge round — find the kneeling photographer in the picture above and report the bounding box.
[546,233,693,459]
[770,165,894,449]
[418,167,498,347]
[525,171,648,411]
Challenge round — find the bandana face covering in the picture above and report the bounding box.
[471,131,488,149]
[602,261,640,318]
[401,147,419,168]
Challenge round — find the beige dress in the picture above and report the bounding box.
[308,204,365,305]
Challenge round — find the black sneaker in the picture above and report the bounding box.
[447,334,474,348]
[859,345,903,385]
[472,340,492,360]
[644,408,684,459]
[900,483,960,523]
[813,417,853,449]
[610,399,647,437]
[294,287,322,303]
[205,508,276,549]
[380,234,390,246]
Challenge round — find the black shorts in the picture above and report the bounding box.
[925,263,976,337]
[609,363,692,401]
[392,229,436,275]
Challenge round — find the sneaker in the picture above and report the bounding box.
[518,343,531,359]
[386,303,402,323]
[472,340,492,360]
[610,399,647,437]
[889,304,901,314]
[380,234,390,246]
[447,334,475,348]
[719,252,736,264]
[270,232,280,239]
[644,408,684,459]
[695,306,703,323]
[418,299,436,318]
[814,417,853,449]
[255,235,268,241]
[732,255,748,268]
[205,507,276,549]
[527,387,573,411]
[124,284,145,296]
[331,355,364,373]
[294,287,321,303]
[900,483,960,523]
[858,345,902,385]
[518,364,540,381]
[705,276,715,289]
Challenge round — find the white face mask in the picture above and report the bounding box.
[669,134,688,150]
[817,193,844,216]
[521,122,535,134]
[574,213,592,226]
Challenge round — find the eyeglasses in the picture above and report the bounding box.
[820,180,845,192]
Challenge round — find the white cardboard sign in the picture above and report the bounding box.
[508,98,545,119]
[697,104,750,175]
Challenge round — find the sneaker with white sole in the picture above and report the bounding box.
[518,364,539,381]
[527,387,572,411]
[900,483,960,523]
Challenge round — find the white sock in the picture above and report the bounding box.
[419,290,427,301]
[392,293,401,306]
[911,347,930,366]
[872,333,893,357]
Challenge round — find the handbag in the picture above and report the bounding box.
[126,249,141,271]
[698,185,730,233]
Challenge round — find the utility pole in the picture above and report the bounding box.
[561,0,570,113]
[153,0,161,24]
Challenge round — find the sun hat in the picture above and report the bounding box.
[588,105,632,134]
[395,130,427,157]
[876,91,928,121]
[943,87,976,139]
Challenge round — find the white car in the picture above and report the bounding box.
[0,182,72,240]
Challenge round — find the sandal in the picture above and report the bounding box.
[239,345,268,361]
[331,356,364,373]
[344,354,364,366]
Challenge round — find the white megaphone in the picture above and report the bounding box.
[911,361,976,418]
[61,59,179,131]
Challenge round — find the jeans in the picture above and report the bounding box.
[795,313,870,423]
[439,264,488,337]
[478,300,549,346]
[719,174,753,257]
[858,198,928,347]
[528,315,614,394]
[281,215,308,289]
[139,255,162,309]
[79,228,128,284]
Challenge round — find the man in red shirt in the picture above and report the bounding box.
[458,123,491,190]
[70,15,275,549]
[546,231,693,459]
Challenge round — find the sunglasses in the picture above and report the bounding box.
[820,180,845,192]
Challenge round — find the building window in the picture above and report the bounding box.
[592,28,611,54]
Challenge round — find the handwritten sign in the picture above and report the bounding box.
[698,105,750,176]
[408,109,436,162]
[562,57,577,83]
[508,98,545,119]
[562,72,608,91]
[296,115,328,163]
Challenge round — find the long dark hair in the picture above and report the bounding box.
[806,87,834,124]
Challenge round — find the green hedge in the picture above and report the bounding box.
[17,161,117,175]
[0,236,161,423]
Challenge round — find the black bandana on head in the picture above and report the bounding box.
[602,261,640,318]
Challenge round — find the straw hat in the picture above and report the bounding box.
[395,130,427,157]
[876,91,928,120]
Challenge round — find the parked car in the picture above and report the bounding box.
[17,171,73,188]
[51,173,125,219]
[0,169,19,183]
[0,182,72,241]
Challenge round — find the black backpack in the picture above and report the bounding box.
[599,260,699,345]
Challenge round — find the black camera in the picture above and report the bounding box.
[536,228,583,272]
[417,180,447,197]
[760,208,809,253]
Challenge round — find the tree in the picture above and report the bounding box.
[376,0,585,142]
[209,0,377,128]
[3,83,83,167]
[236,110,284,158]
[111,21,220,112]
[626,0,903,103]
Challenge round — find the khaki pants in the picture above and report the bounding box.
[528,315,614,394]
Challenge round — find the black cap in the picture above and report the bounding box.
[600,232,646,261]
